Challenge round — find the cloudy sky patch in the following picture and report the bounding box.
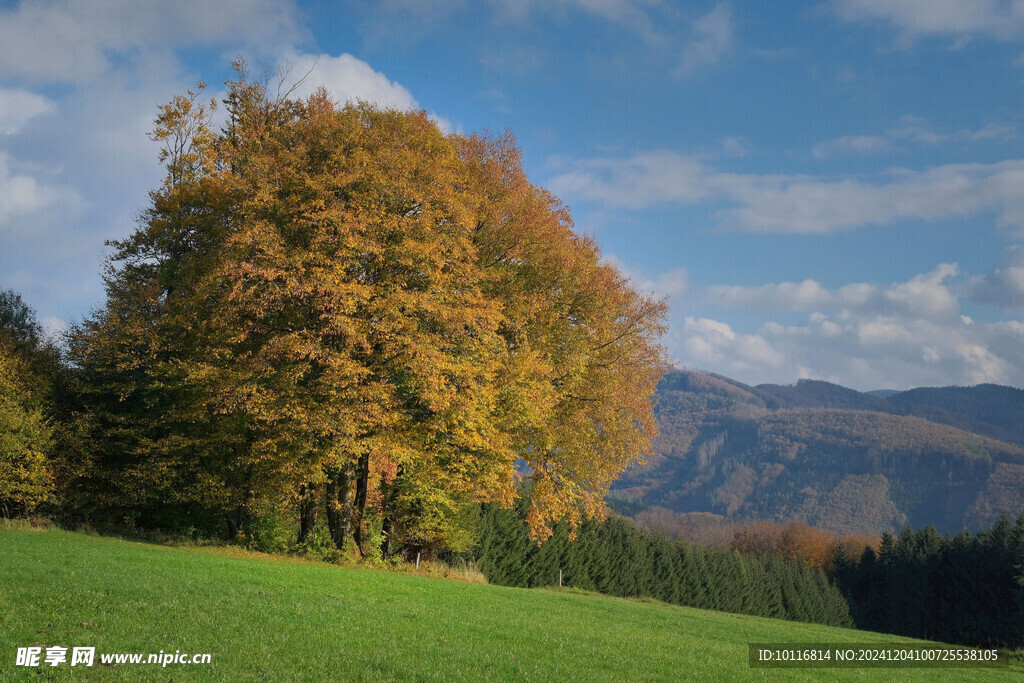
[2,1,1022,391]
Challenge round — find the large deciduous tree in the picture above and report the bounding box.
[70,65,667,551]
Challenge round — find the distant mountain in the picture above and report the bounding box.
[612,370,1024,536]
[886,384,1024,446]
[751,379,894,412]
[866,389,899,399]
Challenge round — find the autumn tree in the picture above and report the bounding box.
[0,290,62,516]
[0,342,53,515]
[69,65,667,553]
[459,132,667,539]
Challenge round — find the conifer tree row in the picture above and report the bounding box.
[473,498,854,628]
[65,64,667,553]
[834,515,1024,648]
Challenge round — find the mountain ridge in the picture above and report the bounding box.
[612,369,1024,535]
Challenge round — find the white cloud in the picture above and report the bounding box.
[708,279,872,313]
[549,153,1024,234]
[812,135,892,159]
[0,0,302,84]
[548,150,711,209]
[674,257,1024,390]
[834,0,1024,42]
[0,2,445,337]
[706,264,960,321]
[280,52,455,133]
[677,310,1024,390]
[887,115,1018,145]
[0,87,53,135]
[883,263,960,319]
[0,153,76,230]
[675,4,734,76]
[0,53,181,330]
[969,122,1020,141]
[813,116,1018,159]
[968,244,1024,310]
[679,316,785,374]
[284,52,420,111]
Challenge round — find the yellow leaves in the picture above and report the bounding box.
[0,344,54,512]
[458,132,668,541]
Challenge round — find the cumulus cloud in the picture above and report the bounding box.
[674,258,1024,390]
[812,117,1018,159]
[677,310,1023,390]
[283,52,420,111]
[968,244,1024,310]
[884,263,961,319]
[279,52,454,133]
[675,4,735,76]
[0,53,184,329]
[548,153,1024,234]
[0,1,437,336]
[0,0,302,84]
[706,264,961,321]
[0,87,53,135]
[833,0,1024,42]
[678,316,785,376]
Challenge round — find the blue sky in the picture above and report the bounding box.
[2,1,1024,390]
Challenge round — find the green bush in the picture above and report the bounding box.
[245,508,293,554]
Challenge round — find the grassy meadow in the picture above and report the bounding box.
[0,525,1020,681]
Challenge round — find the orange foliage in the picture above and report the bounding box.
[730,519,880,571]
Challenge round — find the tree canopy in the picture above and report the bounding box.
[68,65,667,553]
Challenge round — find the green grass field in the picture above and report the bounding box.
[0,526,1020,681]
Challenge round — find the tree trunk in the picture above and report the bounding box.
[352,452,370,547]
[380,464,403,560]
[326,464,354,549]
[297,483,318,544]
[226,502,248,540]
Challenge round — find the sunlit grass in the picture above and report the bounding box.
[0,526,1020,681]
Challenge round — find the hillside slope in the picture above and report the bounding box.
[614,370,1024,535]
[2,527,1019,681]
[886,384,1024,446]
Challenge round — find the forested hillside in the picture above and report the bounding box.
[613,370,1024,535]
[886,384,1024,446]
